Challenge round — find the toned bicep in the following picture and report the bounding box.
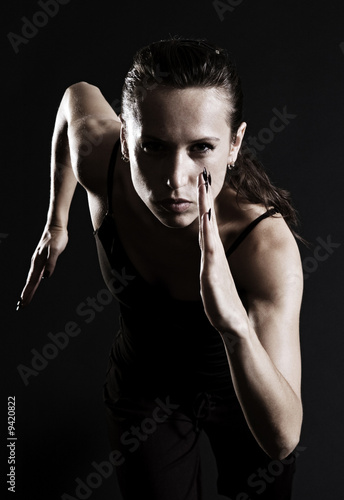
[247,285,303,398]
[237,218,304,397]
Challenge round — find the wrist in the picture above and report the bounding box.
[46,208,69,231]
[45,219,68,233]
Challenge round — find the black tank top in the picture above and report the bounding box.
[94,139,278,401]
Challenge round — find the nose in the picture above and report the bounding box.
[165,150,191,190]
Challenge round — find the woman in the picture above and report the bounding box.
[18,38,303,499]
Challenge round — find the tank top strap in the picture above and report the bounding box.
[226,208,278,257]
[106,138,121,215]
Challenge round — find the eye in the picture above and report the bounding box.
[191,143,215,153]
[141,142,164,153]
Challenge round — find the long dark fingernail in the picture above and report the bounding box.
[208,173,212,186]
[205,180,209,193]
[208,208,212,221]
[16,298,23,311]
[42,270,50,279]
[203,168,208,182]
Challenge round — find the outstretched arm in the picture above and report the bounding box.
[198,171,303,460]
[18,82,120,308]
[18,92,76,308]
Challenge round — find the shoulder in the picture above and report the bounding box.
[65,82,121,126]
[65,82,121,192]
[217,184,303,302]
[229,210,303,307]
[71,119,121,195]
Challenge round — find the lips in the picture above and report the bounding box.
[157,198,192,214]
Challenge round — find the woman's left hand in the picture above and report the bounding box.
[198,170,249,337]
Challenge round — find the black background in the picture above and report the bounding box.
[2,0,344,499]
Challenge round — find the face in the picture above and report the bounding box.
[121,86,246,229]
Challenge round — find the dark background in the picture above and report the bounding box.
[2,0,344,499]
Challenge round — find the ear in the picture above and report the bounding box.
[119,115,129,158]
[227,122,247,165]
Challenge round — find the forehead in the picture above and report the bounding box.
[128,87,230,140]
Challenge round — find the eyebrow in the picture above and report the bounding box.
[141,135,221,143]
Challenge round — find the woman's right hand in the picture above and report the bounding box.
[18,225,69,309]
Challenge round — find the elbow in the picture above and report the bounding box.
[67,81,89,90]
[67,81,98,93]
[265,431,301,461]
[270,441,299,461]
[63,82,99,104]
[266,405,303,460]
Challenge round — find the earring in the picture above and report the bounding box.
[227,163,236,171]
[121,153,130,163]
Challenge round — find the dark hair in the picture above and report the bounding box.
[122,37,304,242]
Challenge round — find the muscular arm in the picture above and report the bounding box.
[198,175,303,459]
[221,222,303,459]
[47,95,77,230]
[20,82,120,307]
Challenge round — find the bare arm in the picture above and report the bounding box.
[221,226,303,460]
[19,82,120,308]
[19,94,76,308]
[47,99,77,230]
[198,173,303,459]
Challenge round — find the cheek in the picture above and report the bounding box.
[129,161,155,199]
[209,163,228,194]
[131,148,164,187]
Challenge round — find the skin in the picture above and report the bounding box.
[19,82,303,459]
[120,86,240,230]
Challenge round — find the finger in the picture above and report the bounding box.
[198,168,218,250]
[197,169,209,218]
[197,169,212,250]
[201,204,215,258]
[20,248,49,306]
[197,172,206,251]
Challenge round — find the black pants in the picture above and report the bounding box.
[104,390,297,500]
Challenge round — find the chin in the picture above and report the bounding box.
[155,211,197,230]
